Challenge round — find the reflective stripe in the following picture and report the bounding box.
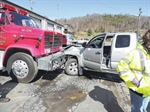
[134,70,142,75]
[134,70,150,77]
[145,73,150,77]
[136,49,146,74]
[121,58,130,63]
[136,49,150,77]
[119,70,130,76]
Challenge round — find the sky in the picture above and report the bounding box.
[8,0,150,20]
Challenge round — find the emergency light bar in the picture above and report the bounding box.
[0,3,16,12]
[0,2,28,16]
[18,9,28,15]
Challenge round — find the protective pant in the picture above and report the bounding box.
[129,89,150,112]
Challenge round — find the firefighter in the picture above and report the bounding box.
[116,29,150,112]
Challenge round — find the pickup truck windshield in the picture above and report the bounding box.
[87,35,105,48]
[9,11,39,28]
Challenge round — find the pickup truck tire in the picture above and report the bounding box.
[65,58,78,76]
[7,52,38,83]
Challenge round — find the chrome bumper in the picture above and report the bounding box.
[38,52,66,71]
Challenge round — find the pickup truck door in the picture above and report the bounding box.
[110,34,135,69]
[82,34,105,71]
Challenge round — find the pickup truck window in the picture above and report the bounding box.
[88,36,104,48]
[115,35,130,48]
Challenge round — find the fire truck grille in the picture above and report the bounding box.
[44,34,62,48]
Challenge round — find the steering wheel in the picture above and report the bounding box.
[90,43,98,48]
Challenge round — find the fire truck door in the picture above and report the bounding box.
[0,12,20,49]
[0,11,10,49]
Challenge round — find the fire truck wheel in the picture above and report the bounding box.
[64,58,78,76]
[7,52,38,83]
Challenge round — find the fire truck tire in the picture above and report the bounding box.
[64,58,78,76]
[7,52,38,83]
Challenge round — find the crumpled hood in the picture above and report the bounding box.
[63,44,84,55]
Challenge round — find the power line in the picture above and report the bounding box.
[99,2,122,14]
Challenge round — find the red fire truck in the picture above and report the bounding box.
[0,3,65,83]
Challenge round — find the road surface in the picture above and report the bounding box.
[0,70,150,112]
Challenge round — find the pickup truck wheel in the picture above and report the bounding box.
[65,58,78,76]
[7,53,38,83]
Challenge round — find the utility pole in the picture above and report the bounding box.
[56,4,59,22]
[76,19,79,33]
[137,8,142,36]
[29,0,34,11]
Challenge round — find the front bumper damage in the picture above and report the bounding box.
[38,52,66,71]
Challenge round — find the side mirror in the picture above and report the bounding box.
[9,14,14,22]
[82,42,87,47]
[0,18,5,25]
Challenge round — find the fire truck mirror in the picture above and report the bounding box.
[9,14,14,22]
[0,20,5,25]
[0,18,5,25]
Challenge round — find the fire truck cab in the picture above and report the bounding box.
[0,3,65,83]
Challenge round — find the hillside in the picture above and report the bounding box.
[57,14,150,38]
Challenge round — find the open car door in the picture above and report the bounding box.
[82,34,106,71]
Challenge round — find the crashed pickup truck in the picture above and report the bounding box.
[63,32,140,76]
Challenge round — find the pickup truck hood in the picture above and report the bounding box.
[63,44,84,55]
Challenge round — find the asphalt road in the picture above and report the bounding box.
[0,70,150,112]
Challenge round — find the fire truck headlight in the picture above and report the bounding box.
[34,41,40,48]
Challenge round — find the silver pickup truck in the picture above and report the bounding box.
[63,32,140,76]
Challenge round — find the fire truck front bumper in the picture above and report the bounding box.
[38,52,66,71]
